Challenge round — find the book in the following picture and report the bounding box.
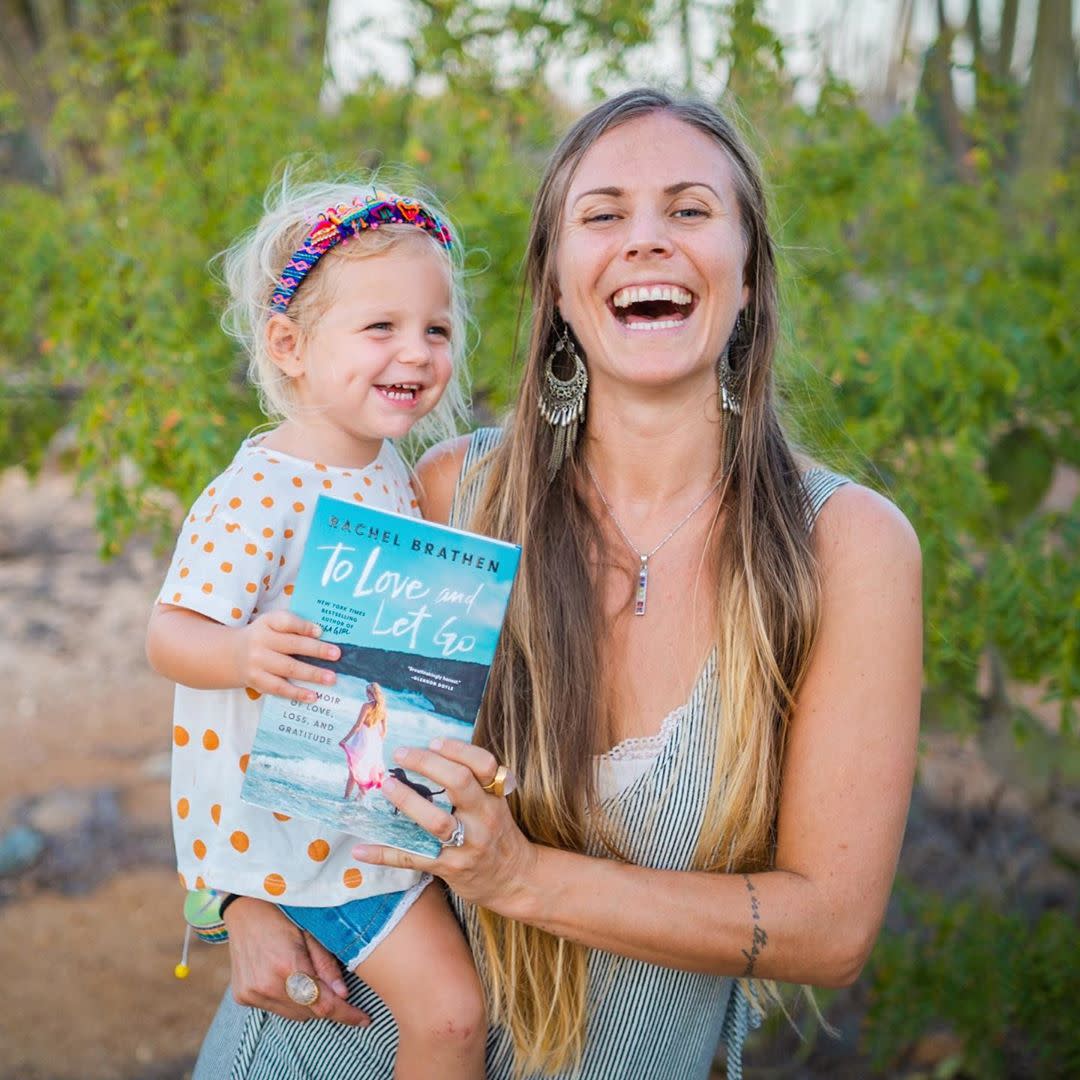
[240,495,521,858]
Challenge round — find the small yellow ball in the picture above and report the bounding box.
[174,963,190,979]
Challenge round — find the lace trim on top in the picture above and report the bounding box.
[596,704,686,763]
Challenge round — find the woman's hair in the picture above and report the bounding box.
[364,683,386,725]
[464,88,820,1074]
[218,169,470,447]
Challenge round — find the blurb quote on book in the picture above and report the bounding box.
[242,496,521,858]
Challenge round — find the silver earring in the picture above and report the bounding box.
[538,322,588,478]
[719,311,746,416]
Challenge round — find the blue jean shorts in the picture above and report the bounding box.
[279,874,431,970]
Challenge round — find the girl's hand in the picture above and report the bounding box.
[351,739,538,912]
[223,896,371,1025]
[232,611,341,702]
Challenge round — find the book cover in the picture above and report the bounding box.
[241,495,521,858]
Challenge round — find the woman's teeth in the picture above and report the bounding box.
[626,319,685,331]
[612,285,693,307]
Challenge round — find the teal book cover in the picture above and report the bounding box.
[241,495,520,857]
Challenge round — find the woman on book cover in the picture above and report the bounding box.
[340,683,389,800]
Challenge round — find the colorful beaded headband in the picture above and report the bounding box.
[269,191,453,313]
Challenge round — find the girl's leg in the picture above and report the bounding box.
[356,883,486,1080]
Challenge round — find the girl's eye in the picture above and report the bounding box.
[366,321,392,332]
[427,325,451,339]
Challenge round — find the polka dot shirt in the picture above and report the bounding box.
[161,437,424,905]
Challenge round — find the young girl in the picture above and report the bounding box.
[146,177,486,1079]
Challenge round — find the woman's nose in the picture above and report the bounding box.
[622,213,673,259]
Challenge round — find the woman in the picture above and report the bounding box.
[340,683,389,801]
[195,88,921,1079]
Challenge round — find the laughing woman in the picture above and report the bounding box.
[195,88,921,1080]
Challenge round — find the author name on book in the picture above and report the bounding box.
[326,518,503,575]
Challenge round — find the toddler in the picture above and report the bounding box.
[146,177,485,1079]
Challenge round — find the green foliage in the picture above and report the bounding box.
[1,0,1077,716]
[866,887,1080,1078]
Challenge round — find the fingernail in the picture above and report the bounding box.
[323,672,335,684]
[429,737,443,751]
[352,845,372,860]
[392,748,406,764]
[332,979,348,998]
[312,625,323,637]
[327,646,340,660]
[382,777,400,793]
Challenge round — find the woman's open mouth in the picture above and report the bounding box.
[610,284,696,331]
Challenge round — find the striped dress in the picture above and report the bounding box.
[194,429,850,1080]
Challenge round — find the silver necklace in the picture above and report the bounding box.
[585,462,723,616]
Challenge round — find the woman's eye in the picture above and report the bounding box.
[674,207,709,219]
[584,211,619,223]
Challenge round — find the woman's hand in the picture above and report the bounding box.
[232,611,341,703]
[351,738,538,912]
[223,896,371,1025]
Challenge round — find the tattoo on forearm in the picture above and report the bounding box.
[740,875,768,978]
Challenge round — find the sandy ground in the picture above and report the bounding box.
[1,463,1076,1080]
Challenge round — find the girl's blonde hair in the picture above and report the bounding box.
[462,89,821,1075]
[219,168,470,447]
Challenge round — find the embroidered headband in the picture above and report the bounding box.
[269,190,453,313]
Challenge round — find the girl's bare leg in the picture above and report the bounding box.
[355,883,485,1080]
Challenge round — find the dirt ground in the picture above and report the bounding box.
[0,466,230,1080]
[1,463,1076,1080]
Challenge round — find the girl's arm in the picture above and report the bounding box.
[146,604,342,703]
[355,480,922,988]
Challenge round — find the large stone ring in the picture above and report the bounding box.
[482,764,517,798]
[285,971,320,1007]
[440,815,466,848]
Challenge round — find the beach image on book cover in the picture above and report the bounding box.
[241,495,521,858]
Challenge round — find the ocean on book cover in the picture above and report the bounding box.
[241,495,520,858]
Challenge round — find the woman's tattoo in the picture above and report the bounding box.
[741,875,768,977]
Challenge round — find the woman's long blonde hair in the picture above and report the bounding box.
[464,89,821,1075]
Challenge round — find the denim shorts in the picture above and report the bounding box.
[279,874,431,970]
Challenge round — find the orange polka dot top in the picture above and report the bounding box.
[161,437,424,905]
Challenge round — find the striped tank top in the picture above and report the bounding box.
[195,430,849,1080]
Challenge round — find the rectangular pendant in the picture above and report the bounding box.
[634,557,648,616]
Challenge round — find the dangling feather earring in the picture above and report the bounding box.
[718,311,747,416]
[538,321,588,478]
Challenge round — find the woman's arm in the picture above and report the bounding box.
[146,604,341,703]
[355,483,921,988]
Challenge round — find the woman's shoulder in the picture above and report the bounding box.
[414,428,502,524]
[414,434,475,523]
[810,479,921,589]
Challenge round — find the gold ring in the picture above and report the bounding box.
[285,971,320,1007]
[481,764,517,798]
